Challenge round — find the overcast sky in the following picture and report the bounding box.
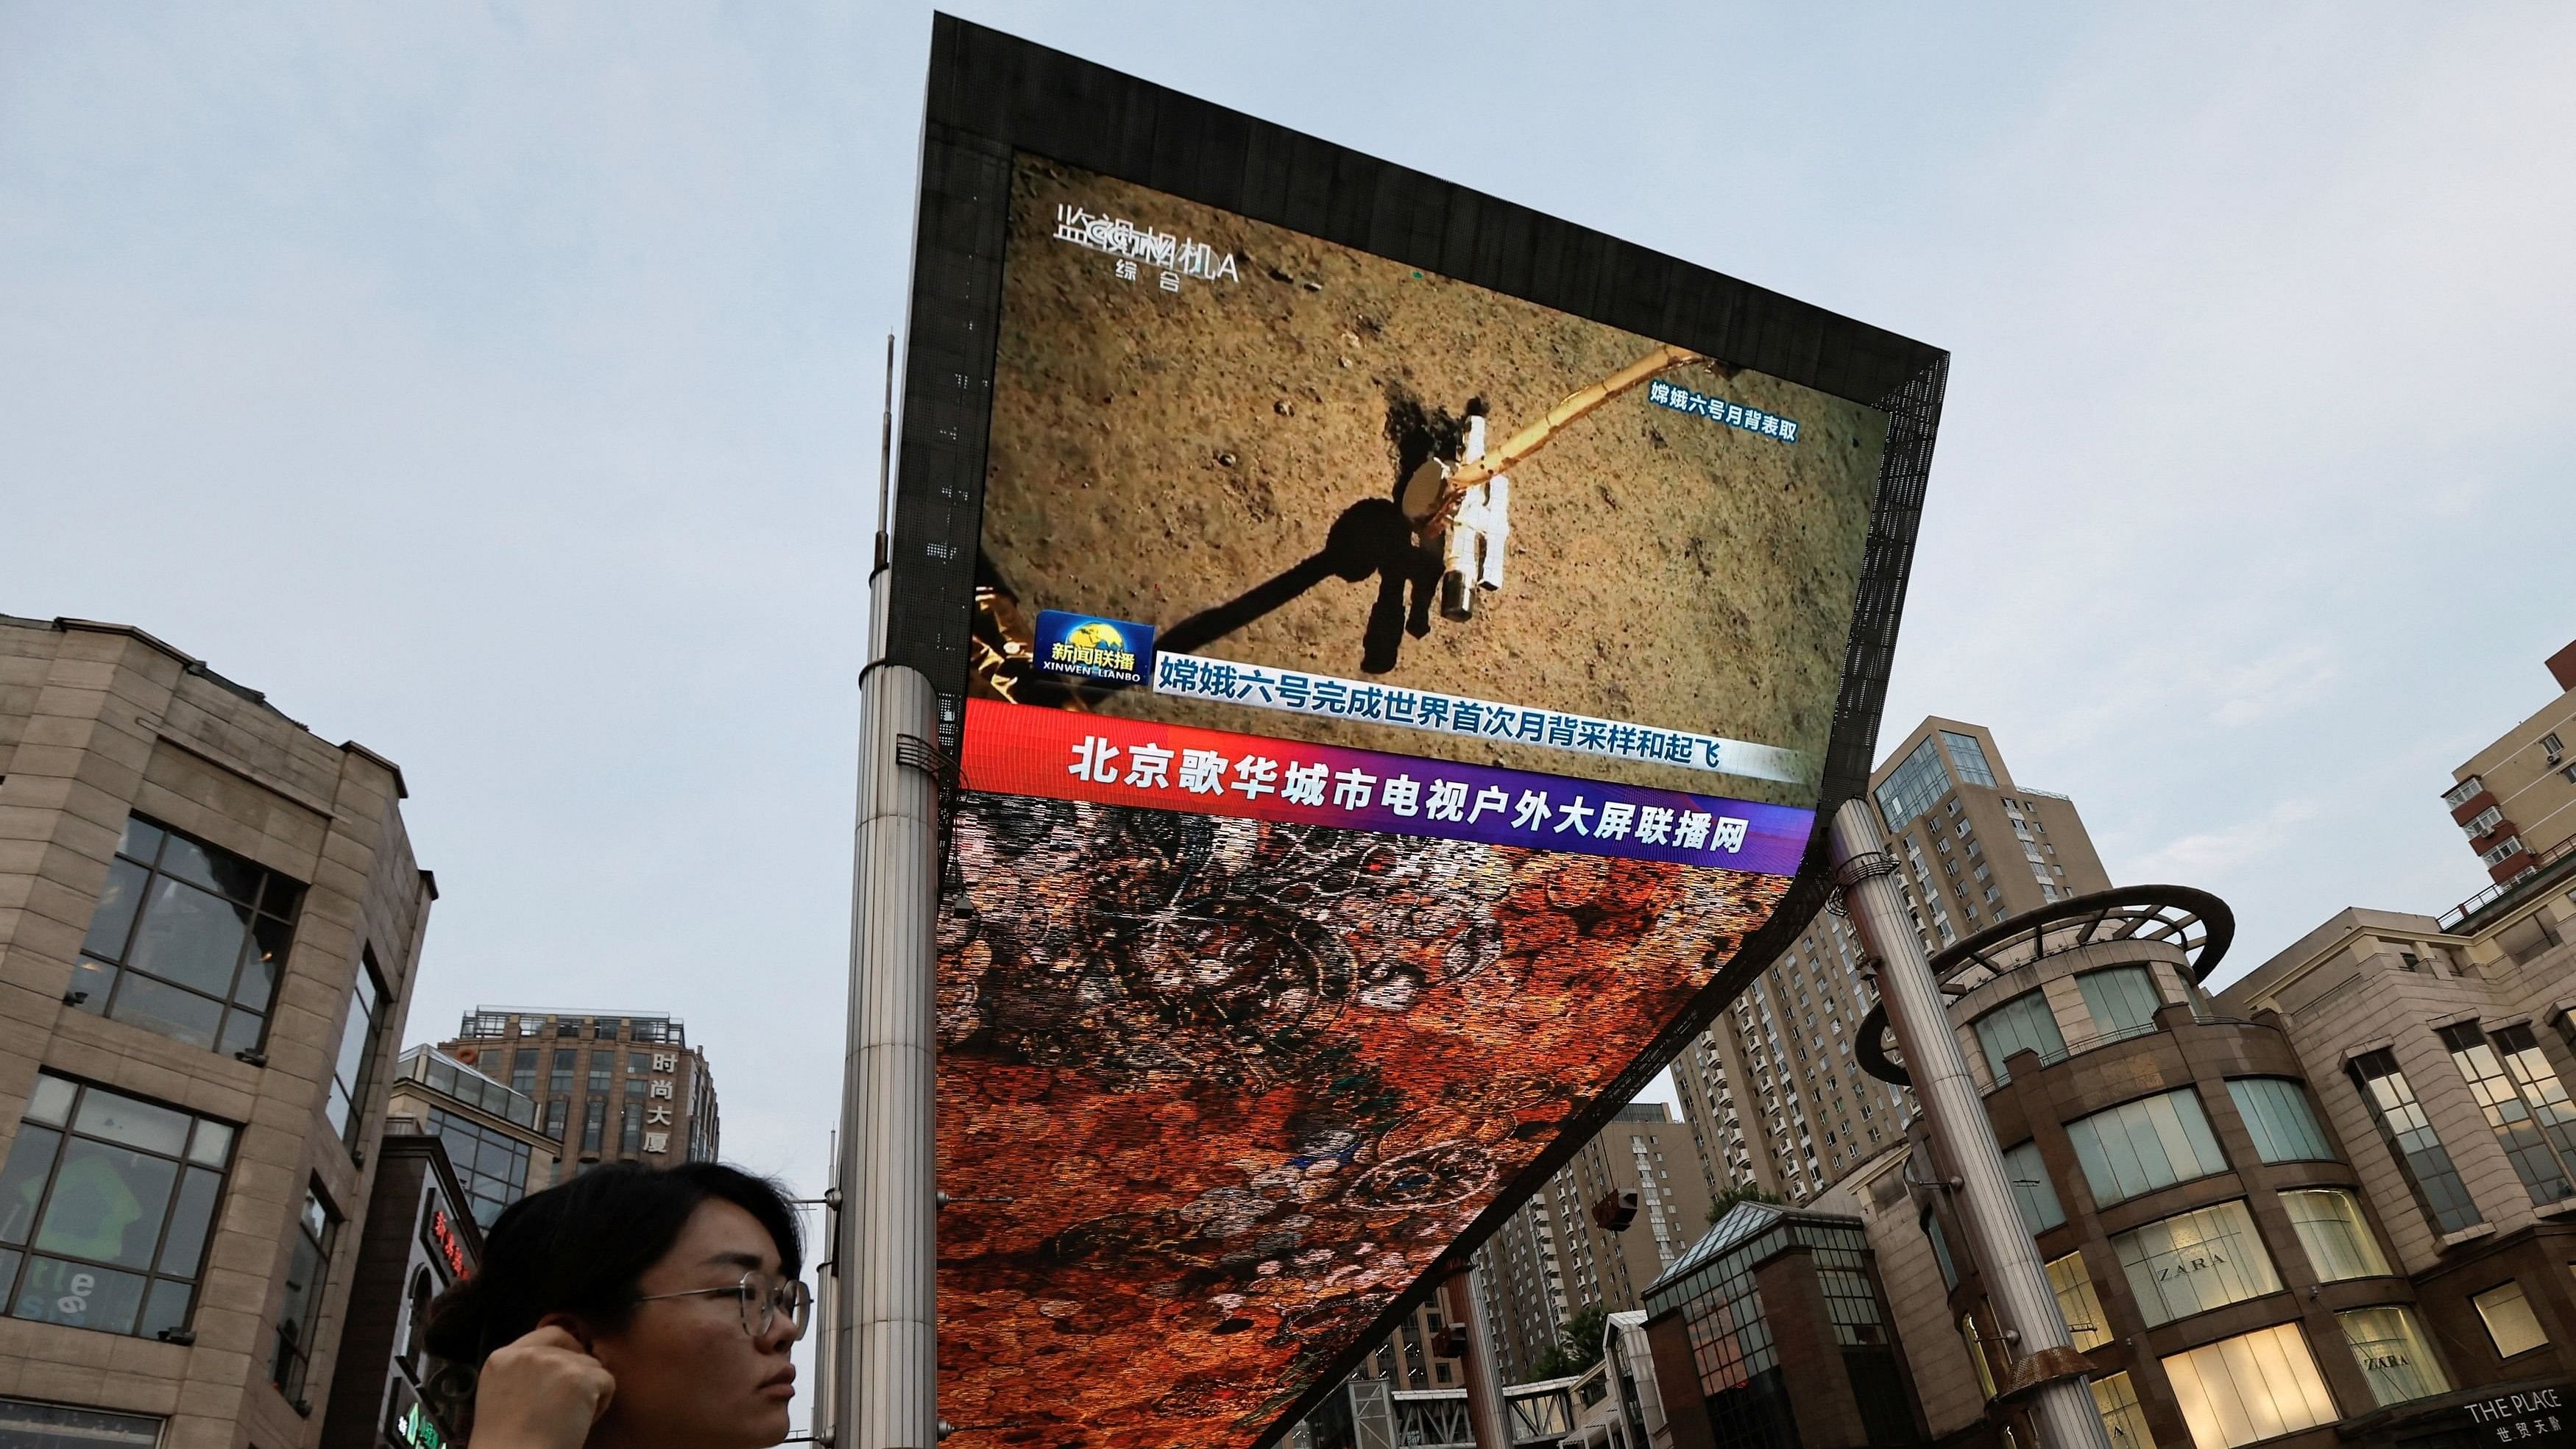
[7,4,2573,1186]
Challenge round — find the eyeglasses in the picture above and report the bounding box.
[636,1271,813,1342]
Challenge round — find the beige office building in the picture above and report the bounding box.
[1671,718,2112,1203]
[1471,1104,1716,1384]
[436,1008,717,1177]
[0,616,435,1449]
[2444,638,2576,889]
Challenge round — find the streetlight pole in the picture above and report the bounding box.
[1825,799,2109,1449]
[834,336,944,1449]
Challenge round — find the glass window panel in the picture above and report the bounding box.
[2444,1024,2575,1205]
[123,879,250,997]
[1974,991,2067,1082]
[1942,731,1998,788]
[215,1010,264,1057]
[0,1126,64,1244]
[260,873,303,917]
[152,833,263,904]
[2161,1323,2338,1449]
[2003,1139,2065,1233]
[2228,1077,2336,1163]
[0,1395,164,1449]
[1874,738,1952,831]
[136,1277,194,1340]
[187,1120,233,1168]
[2494,1024,2576,1171]
[2045,1252,2111,1350]
[2350,1051,2482,1231]
[2078,967,2162,1038]
[2339,1305,2449,1406]
[232,917,290,1008]
[2091,1372,2154,1449]
[66,958,116,1013]
[2113,1200,2282,1326]
[2280,1188,2391,1280]
[79,859,150,962]
[2474,1280,2549,1358]
[116,816,166,865]
[71,1089,188,1156]
[107,977,224,1051]
[152,1169,221,1280]
[13,1257,148,1335]
[23,1077,74,1127]
[35,1142,177,1270]
[2067,1090,2229,1205]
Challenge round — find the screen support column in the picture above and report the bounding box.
[1827,800,2108,1449]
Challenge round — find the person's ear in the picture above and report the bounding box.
[537,1311,598,1353]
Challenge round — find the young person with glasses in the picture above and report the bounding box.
[425,1161,810,1449]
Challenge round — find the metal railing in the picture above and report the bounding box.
[2440,835,2576,932]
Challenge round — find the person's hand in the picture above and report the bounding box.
[473,1325,617,1449]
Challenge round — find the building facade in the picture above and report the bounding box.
[2444,639,2576,887]
[1473,1105,1718,1384]
[314,1133,479,1449]
[383,1046,556,1229]
[434,1009,716,1178]
[0,617,434,1449]
[1671,719,2111,1204]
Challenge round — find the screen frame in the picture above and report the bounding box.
[888,15,1947,1444]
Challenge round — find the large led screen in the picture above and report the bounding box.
[930,146,1893,1449]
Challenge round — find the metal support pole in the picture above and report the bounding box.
[1444,1265,1510,1449]
[1826,800,2109,1449]
[835,338,944,1449]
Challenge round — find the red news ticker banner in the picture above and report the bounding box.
[959,698,1812,876]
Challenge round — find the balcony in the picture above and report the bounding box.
[2441,834,2576,932]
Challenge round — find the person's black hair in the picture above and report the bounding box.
[425,1160,802,1372]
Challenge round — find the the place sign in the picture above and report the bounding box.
[2463,1385,2572,1447]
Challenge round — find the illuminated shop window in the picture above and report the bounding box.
[0,1074,233,1341]
[2112,1200,2281,1327]
[2337,1305,2449,1406]
[2064,1090,2228,1206]
[2090,1372,2153,1449]
[71,815,304,1055]
[2226,1078,2337,1163]
[2279,1188,2392,1281]
[2346,1052,2482,1233]
[2472,1279,2549,1359]
[2045,1252,2111,1350]
[2159,1322,2338,1449]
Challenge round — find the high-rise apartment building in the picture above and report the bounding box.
[1671,718,2112,1202]
[436,1008,717,1177]
[2444,638,2576,888]
[1471,1104,1715,1384]
[0,616,435,1449]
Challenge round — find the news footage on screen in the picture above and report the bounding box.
[930,154,1892,1449]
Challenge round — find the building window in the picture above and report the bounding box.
[2472,1280,2549,1359]
[2226,1078,2337,1163]
[2112,1200,2282,1327]
[2076,967,2162,1043]
[2463,804,2507,837]
[581,1098,606,1154]
[510,1049,537,1094]
[0,1400,164,1449]
[0,1073,233,1340]
[1922,1212,1958,1290]
[549,1049,574,1097]
[2092,1371,2154,1449]
[71,814,305,1055]
[2439,1024,2575,1205]
[423,1108,534,1229]
[270,1186,336,1403]
[545,1099,567,1139]
[2065,1089,2228,1206]
[1875,738,1953,831]
[2491,1024,2576,1169]
[1972,991,2067,1083]
[621,1101,643,1154]
[2159,1322,2339,1449]
[1942,731,1998,788]
[2003,1139,2064,1233]
[587,1053,609,1094]
[2348,1049,2482,1233]
[2279,1188,2392,1281]
[2480,835,2528,868]
[2045,1252,2111,1350]
[323,950,388,1147]
[2337,1305,2449,1406]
